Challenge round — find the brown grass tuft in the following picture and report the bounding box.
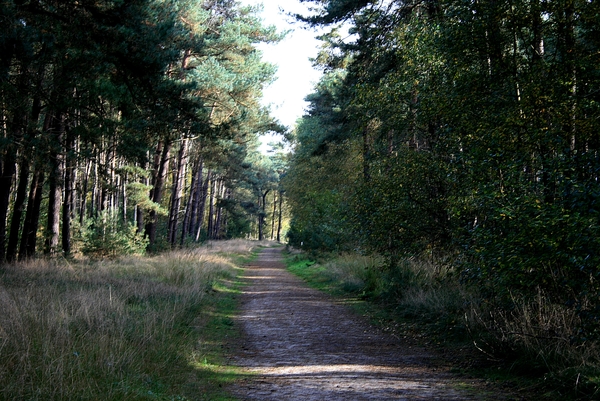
[0,239,261,400]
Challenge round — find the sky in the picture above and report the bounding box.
[238,0,324,150]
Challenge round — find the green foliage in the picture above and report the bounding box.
[82,211,148,258]
[353,149,451,260]
[0,0,286,262]
[288,0,600,393]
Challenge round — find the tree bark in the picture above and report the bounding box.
[195,169,211,242]
[270,191,277,240]
[258,189,270,241]
[168,138,188,247]
[207,177,216,240]
[188,158,203,237]
[44,112,65,256]
[62,129,75,256]
[5,83,43,262]
[19,168,44,260]
[277,191,283,242]
[180,159,197,246]
[6,161,29,262]
[145,140,171,247]
[213,179,225,239]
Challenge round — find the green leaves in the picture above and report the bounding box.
[286,0,600,341]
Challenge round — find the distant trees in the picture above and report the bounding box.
[286,0,600,339]
[0,0,287,261]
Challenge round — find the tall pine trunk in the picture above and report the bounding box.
[62,129,75,256]
[270,191,277,240]
[168,138,188,247]
[146,140,171,247]
[195,170,211,242]
[258,190,269,241]
[19,167,44,260]
[277,191,283,242]
[6,162,29,262]
[207,177,216,240]
[44,112,65,256]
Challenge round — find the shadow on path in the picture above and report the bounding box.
[227,247,490,400]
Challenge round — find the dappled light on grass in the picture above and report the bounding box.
[0,239,261,400]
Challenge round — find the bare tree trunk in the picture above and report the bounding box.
[145,140,171,247]
[277,191,283,242]
[0,67,30,262]
[136,157,148,233]
[270,191,277,240]
[188,159,208,236]
[207,177,216,240]
[6,161,29,262]
[258,189,270,241]
[19,167,44,260]
[168,138,188,247]
[188,158,203,237]
[5,86,42,262]
[0,156,14,262]
[80,160,90,225]
[62,129,75,257]
[195,170,211,242]
[180,164,196,246]
[213,179,225,239]
[44,112,65,256]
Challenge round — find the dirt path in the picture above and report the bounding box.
[227,247,494,400]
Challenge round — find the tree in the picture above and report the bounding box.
[288,0,600,340]
[0,0,285,261]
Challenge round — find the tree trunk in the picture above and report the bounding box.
[44,112,65,256]
[62,129,75,257]
[168,138,188,247]
[188,158,203,237]
[5,83,43,262]
[258,189,270,241]
[213,180,225,239]
[136,157,148,234]
[195,170,211,242]
[145,140,171,247]
[6,161,29,262]
[277,191,283,242]
[270,191,277,240]
[207,177,216,240]
[19,168,44,260]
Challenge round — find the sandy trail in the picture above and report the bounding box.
[227,247,491,400]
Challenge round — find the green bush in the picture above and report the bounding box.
[81,211,148,258]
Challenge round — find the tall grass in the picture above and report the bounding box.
[0,240,261,400]
[288,250,600,398]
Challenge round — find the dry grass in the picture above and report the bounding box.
[289,250,600,396]
[321,253,386,293]
[0,239,263,400]
[472,289,600,368]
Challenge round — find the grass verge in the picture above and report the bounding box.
[0,239,267,400]
[284,249,600,401]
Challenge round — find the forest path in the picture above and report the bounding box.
[226,247,493,400]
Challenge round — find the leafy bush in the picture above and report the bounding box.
[81,211,148,258]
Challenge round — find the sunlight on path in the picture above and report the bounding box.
[227,247,484,400]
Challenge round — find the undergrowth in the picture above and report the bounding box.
[284,248,600,400]
[0,239,265,400]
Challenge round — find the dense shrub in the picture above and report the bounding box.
[81,211,148,258]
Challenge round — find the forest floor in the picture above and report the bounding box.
[224,247,522,400]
